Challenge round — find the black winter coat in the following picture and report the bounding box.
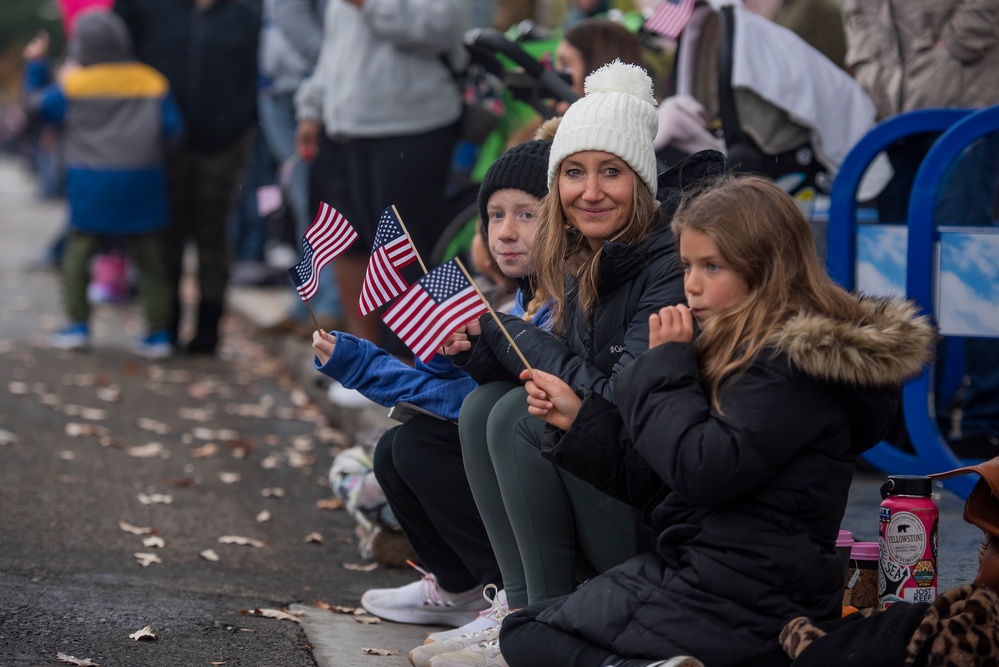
[520,297,936,667]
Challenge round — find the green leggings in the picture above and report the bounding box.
[459,382,640,609]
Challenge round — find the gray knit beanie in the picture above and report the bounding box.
[547,60,659,197]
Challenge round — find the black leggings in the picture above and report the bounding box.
[373,414,501,594]
[500,599,619,667]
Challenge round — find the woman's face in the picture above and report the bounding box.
[486,188,539,279]
[558,150,636,252]
[555,39,586,98]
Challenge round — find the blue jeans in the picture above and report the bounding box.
[257,91,343,321]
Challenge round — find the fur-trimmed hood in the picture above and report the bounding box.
[770,295,936,388]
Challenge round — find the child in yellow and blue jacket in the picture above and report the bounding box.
[23,8,183,358]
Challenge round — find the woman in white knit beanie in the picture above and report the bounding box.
[450,60,689,667]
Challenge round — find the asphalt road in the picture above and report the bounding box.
[0,156,418,667]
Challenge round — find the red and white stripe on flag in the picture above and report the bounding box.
[289,202,358,300]
[382,259,488,363]
[358,207,418,315]
[644,0,695,39]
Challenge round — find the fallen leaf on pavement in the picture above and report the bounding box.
[219,472,241,484]
[199,549,220,562]
[127,442,165,458]
[136,417,170,434]
[58,450,76,460]
[316,601,357,614]
[218,535,266,548]
[95,386,121,403]
[179,406,214,421]
[128,624,158,641]
[133,552,162,567]
[65,423,109,438]
[142,536,166,548]
[0,428,17,446]
[192,426,239,441]
[343,562,378,572]
[137,493,173,505]
[354,615,381,624]
[63,404,108,421]
[256,510,271,523]
[261,487,285,498]
[118,520,155,535]
[361,648,399,656]
[98,436,126,448]
[304,532,323,544]
[315,497,343,510]
[239,608,301,623]
[190,443,219,458]
[55,653,101,666]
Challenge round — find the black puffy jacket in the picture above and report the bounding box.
[523,297,936,667]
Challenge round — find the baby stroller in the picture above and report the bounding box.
[431,25,579,265]
[658,1,875,200]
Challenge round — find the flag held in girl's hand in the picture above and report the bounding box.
[289,202,358,301]
[359,207,418,315]
[382,259,489,363]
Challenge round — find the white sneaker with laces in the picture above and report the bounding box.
[408,624,499,667]
[426,638,509,667]
[360,562,483,627]
[425,585,508,644]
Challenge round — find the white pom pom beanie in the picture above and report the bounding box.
[548,60,659,197]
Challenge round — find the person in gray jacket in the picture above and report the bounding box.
[294,0,470,345]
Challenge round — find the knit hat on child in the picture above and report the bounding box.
[547,59,659,197]
[477,139,552,228]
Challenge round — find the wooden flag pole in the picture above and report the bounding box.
[391,205,428,274]
[304,299,322,332]
[454,258,533,373]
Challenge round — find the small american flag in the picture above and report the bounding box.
[359,207,417,315]
[382,259,488,363]
[644,0,695,39]
[255,184,283,217]
[288,202,358,301]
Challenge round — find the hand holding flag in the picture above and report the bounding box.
[382,259,489,363]
[359,207,420,315]
[288,202,358,301]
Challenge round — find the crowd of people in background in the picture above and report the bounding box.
[8,0,999,665]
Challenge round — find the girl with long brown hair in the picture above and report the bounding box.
[508,174,936,667]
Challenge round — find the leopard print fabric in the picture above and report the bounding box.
[779,608,879,660]
[904,584,999,667]
[780,586,999,665]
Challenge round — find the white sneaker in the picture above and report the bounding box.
[427,638,508,667]
[360,562,483,627]
[426,585,509,643]
[409,624,500,667]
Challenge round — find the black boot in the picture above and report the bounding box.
[185,300,223,355]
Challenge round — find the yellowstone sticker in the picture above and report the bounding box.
[884,511,926,566]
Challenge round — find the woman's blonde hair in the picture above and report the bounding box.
[529,162,660,335]
[673,174,866,405]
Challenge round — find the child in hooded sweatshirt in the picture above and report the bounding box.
[23,8,182,358]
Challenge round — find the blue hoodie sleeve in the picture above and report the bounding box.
[313,332,477,421]
[22,61,66,123]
